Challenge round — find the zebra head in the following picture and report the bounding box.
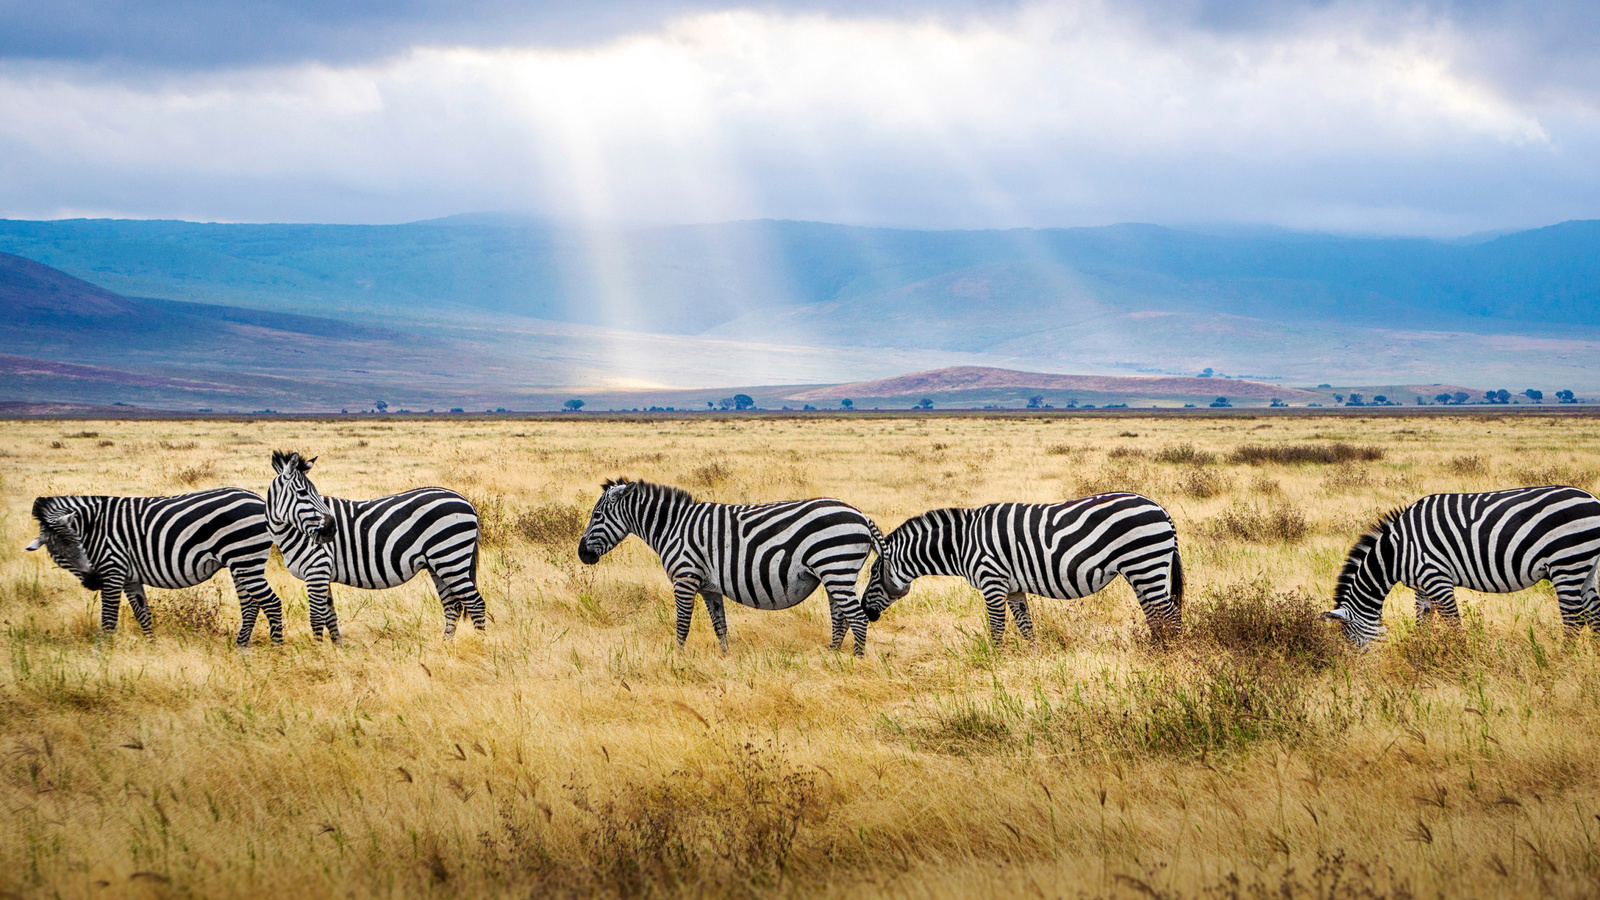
[861,551,913,622]
[1328,508,1403,646]
[579,478,637,565]
[269,450,336,545]
[28,496,102,590]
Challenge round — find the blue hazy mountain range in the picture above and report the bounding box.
[1,215,1598,406]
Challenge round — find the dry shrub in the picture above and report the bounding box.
[1515,465,1597,489]
[1045,443,1082,456]
[688,462,734,490]
[1322,463,1374,491]
[1449,454,1486,475]
[1173,465,1230,499]
[164,587,229,636]
[1230,443,1384,465]
[1155,443,1215,465]
[170,461,217,486]
[159,440,199,451]
[1187,580,1343,671]
[49,441,63,449]
[1249,475,1282,495]
[65,431,99,439]
[485,741,827,898]
[1202,502,1310,543]
[97,440,114,448]
[462,490,511,546]
[1074,460,1158,497]
[1108,446,1145,459]
[515,502,586,546]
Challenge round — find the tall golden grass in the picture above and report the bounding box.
[3,414,1600,898]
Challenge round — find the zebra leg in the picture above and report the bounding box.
[230,563,283,647]
[308,578,341,644]
[125,583,154,639]
[672,577,701,648]
[826,592,848,651]
[1551,570,1593,631]
[429,571,462,638]
[822,579,868,657]
[97,580,124,635]
[1007,592,1037,645]
[702,591,730,654]
[977,583,1011,646]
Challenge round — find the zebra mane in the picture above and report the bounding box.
[1334,506,1405,606]
[600,477,696,505]
[31,496,69,527]
[271,450,314,474]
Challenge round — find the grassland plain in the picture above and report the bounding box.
[4,414,1600,899]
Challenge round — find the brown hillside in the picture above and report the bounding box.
[782,366,1319,402]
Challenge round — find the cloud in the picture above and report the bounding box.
[0,1,1595,233]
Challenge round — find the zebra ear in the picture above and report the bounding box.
[301,455,317,472]
[25,536,42,552]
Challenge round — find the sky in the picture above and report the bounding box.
[1,1,1598,235]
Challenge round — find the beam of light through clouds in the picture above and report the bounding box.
[0,1,1597,234]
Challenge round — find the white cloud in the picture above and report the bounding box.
[0,1,1593,233]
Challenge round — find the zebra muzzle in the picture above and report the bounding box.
[577,541,600,565]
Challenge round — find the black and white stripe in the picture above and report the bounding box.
[26,490,284,646]
[862,493,1185,642]
[577,478,886,655]
[267,450,486,641]
[1328,486,1600,645]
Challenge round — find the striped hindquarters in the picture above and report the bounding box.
[101,489,273,589]
[973,493,1179,601]
[325,488,480,590]
[1401,486,1600,592]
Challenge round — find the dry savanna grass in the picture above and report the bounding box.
[4,414,1600,898]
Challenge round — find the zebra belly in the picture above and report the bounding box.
[995,568,1116,600]
[707,570,821,610]
[141,556,223,590]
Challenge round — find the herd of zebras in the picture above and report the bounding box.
[23,449,1600,651]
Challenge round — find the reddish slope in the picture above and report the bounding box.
[782,366,1319,402]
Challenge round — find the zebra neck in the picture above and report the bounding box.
[898,509,968,577]
[623,494,692,558]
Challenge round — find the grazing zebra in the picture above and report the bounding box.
[25,490,285,646]
[862,493,1185,643]
[1328,486,1600,645]
[577,478,886,655]
[267,450,486,641]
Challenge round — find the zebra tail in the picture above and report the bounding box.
[1170,545,1185,609]
[865,518,889,561]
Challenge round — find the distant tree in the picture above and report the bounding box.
[802,404,816,410]
[375,400,388,413]
[733,393,755,410]
[1452,391,1471,404]
[1435,393,1452,404]
[707,401,715,409]
[1333,394,1344,404]
[718,397,735,410]
[916,398,933,410]
[563,399,585,411]
[1524,389,1544,402]
[1317,383,1331,388]
[1558,389,1577,404]
[1027,394,1045,409]
[1415,396,1424,405]
[1199,368,1214,377]
[1373,395,1388,404]
[1270,398,1287,407]
[840,398,854,410]
[1209,396,1231,408]
[1496,389,1511,403]
[450,407,464,413]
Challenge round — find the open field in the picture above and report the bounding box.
[5,414,1600,898]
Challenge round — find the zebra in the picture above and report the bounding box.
[1327,486,1600,646]
[266,450,487,641]
[25,490,285,646]
[577,478,886,655]
[862,493,1185,643]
